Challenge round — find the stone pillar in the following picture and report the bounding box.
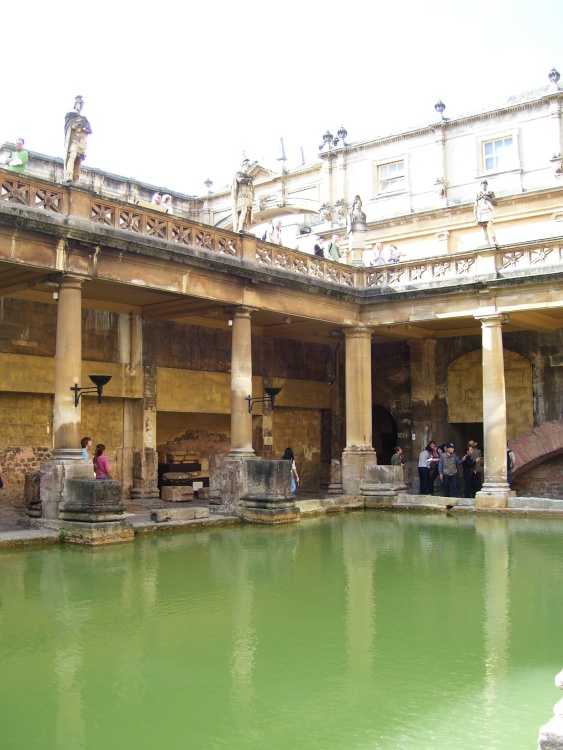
[475,314,513,508]
[229,306,255,458]
[349,230,367,267]
[53,274,84,459]
[39,274,99,520]
[131,317,160,506]
[341,325,377,493]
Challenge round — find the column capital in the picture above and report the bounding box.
[342,324,374,339]
[474,312,508,326]
[230,305,257,320]
[57,273,86,291]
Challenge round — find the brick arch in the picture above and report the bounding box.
[509,419,563,477]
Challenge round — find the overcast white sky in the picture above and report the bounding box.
[3,0,562,196]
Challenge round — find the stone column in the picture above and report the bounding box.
[131,316,160,506]
[229,306,255,458]
[39,274,93,520]
[475,314,513,508]
[341,325,376,493]
[53,274,84,459]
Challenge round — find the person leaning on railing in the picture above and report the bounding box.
[0,138,29,174]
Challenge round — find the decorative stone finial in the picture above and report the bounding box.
[548,68,561,86]
[435,100,446,119]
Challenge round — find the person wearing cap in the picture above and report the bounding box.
[467,440,482,493]
[438,443,463,498]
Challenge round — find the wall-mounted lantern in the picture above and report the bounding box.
[71,375,112,408]
[245,387,282,413]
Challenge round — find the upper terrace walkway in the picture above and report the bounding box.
[2,169,562,296]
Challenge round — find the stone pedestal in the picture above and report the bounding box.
[59,478,125,522]
[349,230,367,267]
[327,458,344,495]
[361,464,407,508]
[131,448,161,506]
[240,459,299,524]
[341,446,378,495]
[36,475,134,545]
[39,459,95,519]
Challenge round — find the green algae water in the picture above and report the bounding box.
[1,511,562,750]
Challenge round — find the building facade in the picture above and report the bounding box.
[0,73,562,511]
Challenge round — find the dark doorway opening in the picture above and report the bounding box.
[372,405,397,465]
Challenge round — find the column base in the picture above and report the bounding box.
[341,446,377,494]
[51,448,84,461]
[475,483,515,509]
[228,449,256,459]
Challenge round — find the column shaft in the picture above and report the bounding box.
[229,307,254,457]
[475,314,512,507]
[53,275,84,457]
[345,326,374,448]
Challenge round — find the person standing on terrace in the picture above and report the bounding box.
[1,138,29,173]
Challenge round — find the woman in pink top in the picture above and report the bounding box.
[93,443,112,479]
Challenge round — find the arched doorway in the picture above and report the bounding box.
[372,405,397,465]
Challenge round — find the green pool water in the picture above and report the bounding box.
[1,511,562,750]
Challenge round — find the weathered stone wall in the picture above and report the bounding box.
[447,347,533,438]
[273,408,322,491]
[512,454,563,498]
[371,341,412,465]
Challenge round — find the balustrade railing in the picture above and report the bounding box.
[1,170,561,288]
[0,172,66,214]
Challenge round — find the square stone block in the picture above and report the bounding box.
[161,486,194,502]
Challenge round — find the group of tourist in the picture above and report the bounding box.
[415,440,482,497]
[370,242,405,265]
[151,192,173,213]
[415,439,516,497]
[81,436,112,479]
[313,234,342,261]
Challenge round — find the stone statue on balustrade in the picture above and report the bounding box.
[231,159,254,232]
[63,95,92,185]
[347,194,367,234]
[474,180,497,245]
